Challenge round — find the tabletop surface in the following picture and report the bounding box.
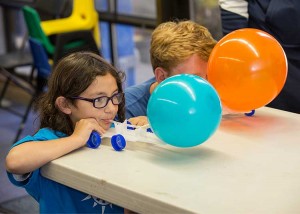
[41,107,300,213]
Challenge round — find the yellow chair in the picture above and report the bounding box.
[40,0,100,47]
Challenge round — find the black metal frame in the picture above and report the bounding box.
[0,56,35,143]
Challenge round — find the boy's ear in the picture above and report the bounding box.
[55,96,72,115]
[154,67,168,83]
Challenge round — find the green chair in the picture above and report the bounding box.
[22,5,55,55]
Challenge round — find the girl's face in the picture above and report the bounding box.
[69,73,119,130]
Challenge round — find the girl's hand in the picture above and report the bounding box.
[128,116,149,126]
[71,118,106,147]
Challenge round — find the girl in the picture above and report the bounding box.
[6,52,128,213]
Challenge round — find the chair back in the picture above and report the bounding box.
[23,6,55,55]
[28,38,51,92]
[40,0,100,46]
[23,5,100,65]
[34,0,72,20]
[53,30,100,65]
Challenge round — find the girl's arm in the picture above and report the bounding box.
[6,135,84,175]
[6,118,105,175]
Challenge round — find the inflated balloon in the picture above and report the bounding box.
[147,74,222,148]
[207,28,288,112]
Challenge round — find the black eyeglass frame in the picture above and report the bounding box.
[69,92,124,109]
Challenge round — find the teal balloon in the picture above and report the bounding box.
[147,74,222,147]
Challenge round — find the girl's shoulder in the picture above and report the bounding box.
[13,128,67,147]
[34,128,66,140]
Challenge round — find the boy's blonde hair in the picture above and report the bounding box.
[150,20,216,72]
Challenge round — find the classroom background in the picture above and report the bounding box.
[0,0,221,213]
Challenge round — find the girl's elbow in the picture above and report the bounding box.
[5,150,24,174]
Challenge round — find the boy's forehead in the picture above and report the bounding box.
[170,54,207,78]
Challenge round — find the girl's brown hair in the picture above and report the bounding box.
[35,52,125,135]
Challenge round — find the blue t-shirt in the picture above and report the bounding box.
[125,77,156,118]
[7,128,124,213]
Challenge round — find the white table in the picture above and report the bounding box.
[41,107,300,213]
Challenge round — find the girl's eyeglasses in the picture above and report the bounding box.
[69,93,124,109]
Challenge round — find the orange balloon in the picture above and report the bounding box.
[207,28,287,112]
